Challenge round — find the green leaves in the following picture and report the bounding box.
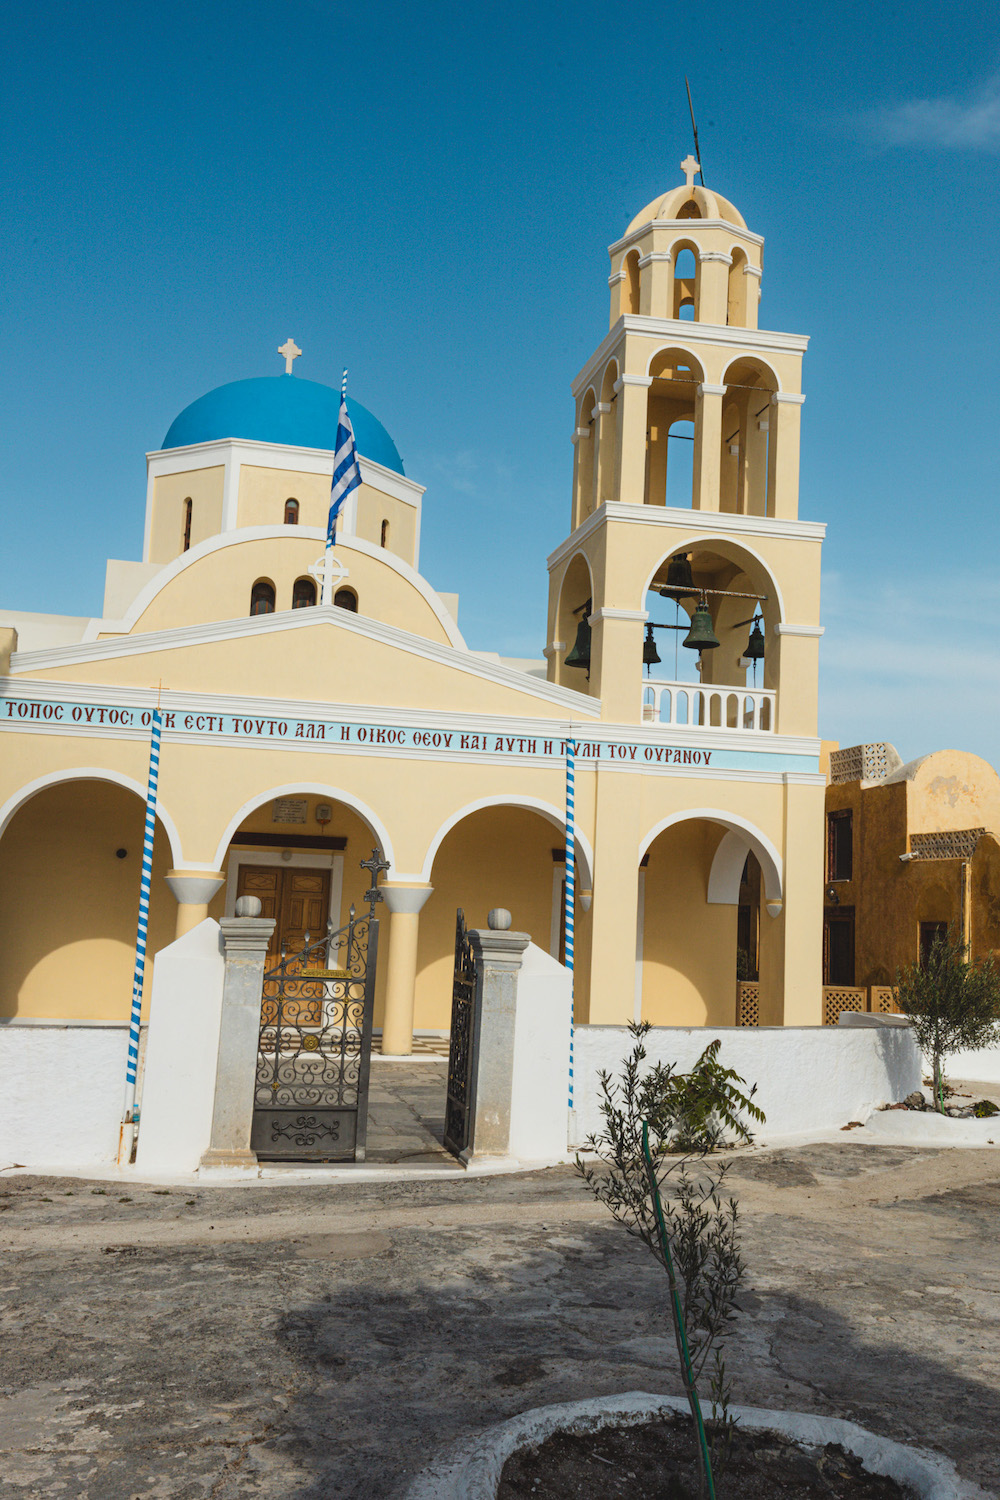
[896,934,1000,1112]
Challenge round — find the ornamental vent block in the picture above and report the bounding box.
[828,743,902,785]
[909,829,986,860]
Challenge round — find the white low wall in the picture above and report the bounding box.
[0,1022,130,1166]
[509,943,572,1160]
[945,1040,1000,1084]
[573,1023,922,1143]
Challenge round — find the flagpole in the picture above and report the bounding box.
[118,707,162,1166]
[565,732,576,1120]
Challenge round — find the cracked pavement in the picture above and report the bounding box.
[0,1134,998,1497]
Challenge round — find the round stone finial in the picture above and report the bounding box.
[235,896,263,918]
[487,908,512,931]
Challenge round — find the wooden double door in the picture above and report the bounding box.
[237,864,333,1024]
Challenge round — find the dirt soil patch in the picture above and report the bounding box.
[498,1415,917,1499]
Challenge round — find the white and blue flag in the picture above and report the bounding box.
[327,370,362,545]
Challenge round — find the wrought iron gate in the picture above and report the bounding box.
[251,898,380,1163]
[444,909,479,1157]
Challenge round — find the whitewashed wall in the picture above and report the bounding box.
[509,942,572,1160]
[0,1023,129,1166]
[572,1023,922,1144]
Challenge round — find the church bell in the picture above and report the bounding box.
[658,553,698,601]
[744,617,765,661]
[642,625,661,670]
[682,600,720,652]
[565,602,592,671]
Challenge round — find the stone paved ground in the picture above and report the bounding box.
[0,1130,998,1497]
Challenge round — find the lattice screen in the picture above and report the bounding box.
[822,986,867,1025]
[736,981,760,1026]
[870,986,899,1014]
[828,743,901,785]
[909,828,985,860]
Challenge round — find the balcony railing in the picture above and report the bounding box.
[642,680,775,732]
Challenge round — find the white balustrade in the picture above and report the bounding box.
[641,680,775,732]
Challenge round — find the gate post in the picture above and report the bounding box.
[199,896,275,1175]
[467,909,530,1157]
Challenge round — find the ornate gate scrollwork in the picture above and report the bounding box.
[444,909,479,1158]
[250,850,385,1162]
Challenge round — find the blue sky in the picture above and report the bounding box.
[2,0,998,765]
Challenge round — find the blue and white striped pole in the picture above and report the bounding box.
[565,735,576,1113]
[119,709,161,1163]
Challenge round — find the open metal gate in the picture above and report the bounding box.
[444,909,479,1158]
[251,853,386,1162]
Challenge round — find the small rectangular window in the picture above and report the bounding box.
[827,809,853,882]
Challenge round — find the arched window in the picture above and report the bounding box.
[181,498,192,552]
[250,579,276,616]
[284,498,299,525]
[292,576,317,608]
[334,588,358,613]
[623,250,640,315]
[678,198,701,219]
[380,518,390,548]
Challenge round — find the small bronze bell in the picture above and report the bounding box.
[682,600,720,652]
[565,602,592,671]
[642,625,661,670]
[658,553,698,601]
[744,617,765,661]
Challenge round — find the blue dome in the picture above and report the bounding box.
[161,375,404,475]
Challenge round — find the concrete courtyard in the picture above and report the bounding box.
[0,1067,998,1497]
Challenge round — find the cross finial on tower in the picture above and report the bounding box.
[681,155,700,190]
[278,337,302,375]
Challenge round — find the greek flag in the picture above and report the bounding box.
[327,371,362,545]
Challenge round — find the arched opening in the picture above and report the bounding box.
[419,804,592,1028]
[677,198,701,220]
[642,541,777,722]
[219,791,391,1029]
[334,587,358,613]
[622,248,640,316]
[292,576,317,609]
[0,779,174,1020]
[250,579,276,616]
[637,816,781,1026]
[380,518,390,548]
[573,386,597,526]
[720,357,779,516]
[284,499,299,525]
[644,348,702,507]
[181,497,193,553]
[727,249,748,327]
[554,551,594,690]
[672,244,698,320]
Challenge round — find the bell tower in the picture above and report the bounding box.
[546,159,822,737]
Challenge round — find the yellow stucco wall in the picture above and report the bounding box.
[0,780,173,1020]
[149,468,224,564]
[641,820,735,1026]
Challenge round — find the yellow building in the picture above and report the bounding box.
[0,159,826,1048]
[824,743,1000,992]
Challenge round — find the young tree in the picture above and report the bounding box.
[896,933,1000,1113]
[577,1023,764,1497]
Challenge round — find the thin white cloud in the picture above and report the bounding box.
[870,73,1000,149]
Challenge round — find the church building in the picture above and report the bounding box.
[0,160,826,1051]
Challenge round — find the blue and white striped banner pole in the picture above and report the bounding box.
[119,708,162,1163]
[565,735,576,1114]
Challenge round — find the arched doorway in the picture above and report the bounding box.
[0,777,175,1021]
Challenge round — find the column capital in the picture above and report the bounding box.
[165,871,225,906]
[637,250,673,267]
[588,607,648,625]
[381,883,434,915]
[744,263,763,278]
[771,391,806,405]
[592,402,613,416]
[571,427,591,444]
[698,382,728,397]
[614,374,653,390]
[699,250,733,265]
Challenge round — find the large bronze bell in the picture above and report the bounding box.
[744,617,765,661]
[658,553,698,601]
[565,602,592,671]
[682,600,720,652]
[642,625,661,669]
